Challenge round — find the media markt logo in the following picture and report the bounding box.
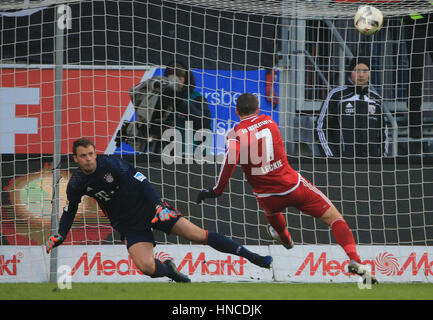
[59,252,173,289]
[0,252,23,276]
[295,251,433,278]
[178,252,247,276]
[69,250,246,277]
[376,252,433,277]
[375,252,400,276]
[70,251,175,276]
[155,252,174,263]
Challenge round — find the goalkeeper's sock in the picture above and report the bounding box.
[331,218,361,263]
[265,212,292,244]
[150,259,171,278]
[206,231,263,263]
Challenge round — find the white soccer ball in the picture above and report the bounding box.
[354,5,383,36]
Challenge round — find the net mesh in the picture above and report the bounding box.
[0,0,432,283]
[2,0,433,18]
[169,0,432,18]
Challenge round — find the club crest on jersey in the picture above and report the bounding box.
[104,173,114,183]
[368,104,376,114]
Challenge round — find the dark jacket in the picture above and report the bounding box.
[316,82,389,158]
[150,68,211,137]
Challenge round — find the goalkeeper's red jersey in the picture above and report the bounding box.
[213,114,300,198]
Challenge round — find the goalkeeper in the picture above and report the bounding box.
[45,138,272,283]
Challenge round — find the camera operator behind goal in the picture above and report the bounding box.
[116,61,211,154]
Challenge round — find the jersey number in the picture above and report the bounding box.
[255,128,274,162]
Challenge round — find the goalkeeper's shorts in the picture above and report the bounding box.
[257,175,332,218]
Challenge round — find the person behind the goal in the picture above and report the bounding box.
[45,138,272,283]
[197,93,378,284]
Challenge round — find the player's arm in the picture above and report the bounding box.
[109,156,179,223]
[130,171,161,207]
[108,156,161,208]
[58,200,79,238]
[129,171,182,224]
[45,194,80,254]
[196,135,240,204]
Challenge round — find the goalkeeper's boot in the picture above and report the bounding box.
[250,255,273,269]
[164,260,191,283]
[267,226,294,250]
[348,260,379,285]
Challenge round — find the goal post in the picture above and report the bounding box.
[1,0,433,284]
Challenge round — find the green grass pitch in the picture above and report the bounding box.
[1,282,432,300]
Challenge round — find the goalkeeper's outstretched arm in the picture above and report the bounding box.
[45,201,79,254]
[58,201,79,239]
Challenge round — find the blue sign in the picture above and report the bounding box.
[115,68,279,155]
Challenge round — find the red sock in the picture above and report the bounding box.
[331,218,361,263]
[265,212,292,243]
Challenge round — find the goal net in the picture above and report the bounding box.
[1,0,432,283]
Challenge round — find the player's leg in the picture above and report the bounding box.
[297,177,378,284]
[170,217,273,269]
[125,233,190,282]
[320,206,378,284]
[257,197,294,249]
[264,212,294,249]
[128,242,159,275]
[317,205,361,263]
[295,176,361,262]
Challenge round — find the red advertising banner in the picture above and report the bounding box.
[0,67,146,154]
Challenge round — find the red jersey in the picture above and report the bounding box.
[213,114,300,198]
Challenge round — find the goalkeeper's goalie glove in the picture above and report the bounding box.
[196,188,218,204]
[151,201,181,224]
[45,234,64,254]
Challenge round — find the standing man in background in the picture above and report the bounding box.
[316,57,389,158]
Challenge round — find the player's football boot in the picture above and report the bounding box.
[267,225,294,250]
[262,255,273,269]
[348,260,379,284]
[164,260,191,283]
[250,255,273,269]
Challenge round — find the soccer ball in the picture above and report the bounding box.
[354,5,383,36]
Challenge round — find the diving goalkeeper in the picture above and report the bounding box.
[45,138,272,283]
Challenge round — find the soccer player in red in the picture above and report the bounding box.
[197,93,378,284]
